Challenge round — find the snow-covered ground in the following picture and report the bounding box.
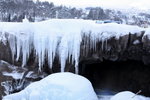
[3,72,98,100]
[0,19,146,73]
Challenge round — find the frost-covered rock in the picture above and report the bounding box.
[3,72,98,100]
[0,60,47,99]
[110,91,150,100]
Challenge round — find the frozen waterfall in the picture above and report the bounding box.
[0,19,144,73]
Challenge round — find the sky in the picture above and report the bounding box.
[38,0,150,10]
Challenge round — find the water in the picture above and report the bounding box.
[98,95,112,100]
[95,89,115,100]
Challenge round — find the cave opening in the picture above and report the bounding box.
[79,60,150,96]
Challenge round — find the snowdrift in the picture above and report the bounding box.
[111,91,150,100]
[0,19,146,73]
[3,72,98,100]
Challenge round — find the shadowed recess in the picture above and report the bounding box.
[79,60,150,96]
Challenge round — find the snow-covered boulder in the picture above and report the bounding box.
[3,72,98,100]
[110,91,150,100]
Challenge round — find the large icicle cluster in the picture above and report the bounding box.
[0,19,144,73]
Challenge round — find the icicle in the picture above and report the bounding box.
[47,34,58,69]
[59,34,68,72]
[34,34,44,71]
[22,39,29,67]
[101,39,104,51]
[75,62,79,74]
[8,35,16,62]
[16,38,21,61]
[73,32,81,74]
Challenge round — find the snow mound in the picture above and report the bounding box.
[3,72,98,100]
[110,91,150,100]
[0,19,145,73]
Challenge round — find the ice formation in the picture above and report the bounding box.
[0,19,145,73]
[3,72,98,100]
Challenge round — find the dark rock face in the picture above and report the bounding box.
[0,42,12,64]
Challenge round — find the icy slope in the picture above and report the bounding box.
[3,72,98,100]
[0,19,145,73]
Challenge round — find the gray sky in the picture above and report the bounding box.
[38,0,150,10]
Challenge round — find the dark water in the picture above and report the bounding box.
[95,89,116,95]
[95,89,113,100]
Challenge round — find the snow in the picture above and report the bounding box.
[22,17,29,23]
[3,72,98,100]
[110,91,150,100]
[133,40,140,45]
[0,19,145,73]
[143,28,150,39]
[2,71,25,79]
